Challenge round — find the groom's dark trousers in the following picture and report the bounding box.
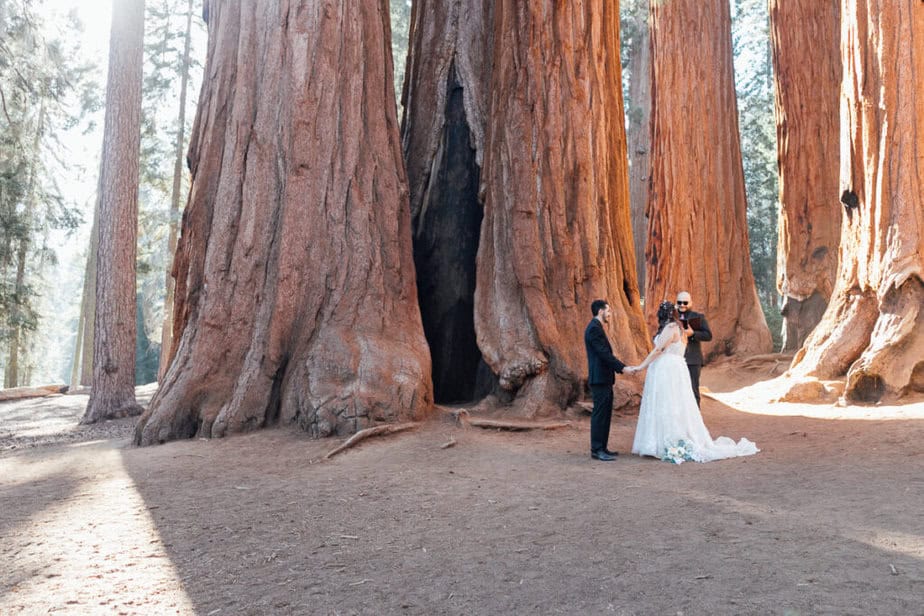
[589,385,615,453]
[584,318,626,453]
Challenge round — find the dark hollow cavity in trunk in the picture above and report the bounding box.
[412,66,484,404]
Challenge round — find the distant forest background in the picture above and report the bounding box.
[0,0,780,388]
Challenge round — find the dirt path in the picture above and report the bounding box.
[1,369,923,615]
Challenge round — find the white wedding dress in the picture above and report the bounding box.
[631,322,758,463]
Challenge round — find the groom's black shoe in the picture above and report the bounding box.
[603,449,620,457]
[591,450,616,461]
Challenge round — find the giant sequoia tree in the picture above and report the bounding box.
[770,0,841,352]
[475,0,649,414]
[135,1,432,445]
[403,0,649,414]
[788,0,924,401]
[82,0,146,423]
[646,0,771,359]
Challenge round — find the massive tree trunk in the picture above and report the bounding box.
[474,0,649,415]
[646,0,771,360]
[158,0,195,381]
[401,0,493,403]
[770,0,841,352]
[626,0,651,296]
[81,0,145,423]
[788,0,924,402]
[135,0,432,445]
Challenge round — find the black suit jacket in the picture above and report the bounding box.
[679,310,712,366]
[584,318,626,386]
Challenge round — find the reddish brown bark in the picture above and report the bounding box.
[646,0,771,360]
[770,0,841,352]
[135,0,432,445]
[81,0,145,423]
[788,0,924,401]
[474,0,649,415]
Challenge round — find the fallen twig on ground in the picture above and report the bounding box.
[439,435,457,449]
[324,422,420,459]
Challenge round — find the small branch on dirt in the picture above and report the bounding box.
[439,435,457,449]
[324,422,420,459]
[889,564,898,575]
[340,535,359,540]
[348,578,372,586]
[740,353,794,368]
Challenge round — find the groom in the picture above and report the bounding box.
[676,291,712,407]
[584,299,627,461]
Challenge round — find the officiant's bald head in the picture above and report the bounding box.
[676,291,692,312]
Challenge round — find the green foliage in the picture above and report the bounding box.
[0,0,98,381]
[619,0,648,124]
[136,0,204,362]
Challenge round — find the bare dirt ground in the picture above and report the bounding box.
[2,364,923,615]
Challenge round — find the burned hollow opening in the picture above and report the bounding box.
[412,64,486,404]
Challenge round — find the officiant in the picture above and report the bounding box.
[676,291,712,407]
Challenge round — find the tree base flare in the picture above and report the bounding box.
[80,401,144,425]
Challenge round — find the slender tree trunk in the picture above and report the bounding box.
[770,0,841,352]
[79,195,99,386]
[401,0,493,403]
[788,0,924,401]
[81,0,145,423]
[71,193,100,388]
[157,0,194,381]
[646,0,771,360]
[626,0,651,296]
[474,0,649,415]
[4,237,26,388]
[135,0,432,445]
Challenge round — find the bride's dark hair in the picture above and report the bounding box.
[655,300,678,337]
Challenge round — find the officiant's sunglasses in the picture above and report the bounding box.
[676,301,689,305]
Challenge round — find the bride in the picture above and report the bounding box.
[625,300,758,463]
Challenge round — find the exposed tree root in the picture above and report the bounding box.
[323,422,420,460]
[439,435,457,449]
[452,409,571,431]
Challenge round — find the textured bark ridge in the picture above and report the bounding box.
[401,0,493,403]
[475,1,649,415]
[135,1,432,445]
[770,0,841,352]
[788,0,924,402]
[81,0,145,424]
[646,0,772,361]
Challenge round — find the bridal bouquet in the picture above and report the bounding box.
[662,440,696,464]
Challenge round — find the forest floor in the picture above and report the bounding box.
[1,361,923,615]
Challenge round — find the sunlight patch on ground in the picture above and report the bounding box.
[843,529,924,562]
[705,375,924,421]
[0,444,194,614]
